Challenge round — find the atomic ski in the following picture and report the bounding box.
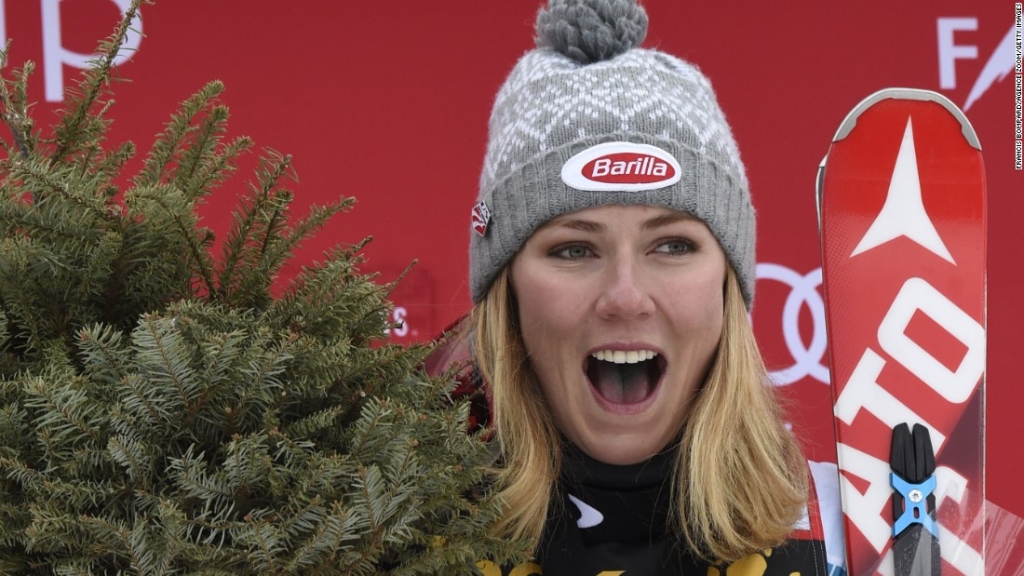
[817,89,987,575]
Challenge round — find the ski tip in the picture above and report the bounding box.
[830,88,981,151]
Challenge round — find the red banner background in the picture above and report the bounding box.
[3,0,1020,547]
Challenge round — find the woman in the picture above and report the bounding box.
[458,0,834,573]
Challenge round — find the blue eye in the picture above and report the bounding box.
[552,244,592,260]
[654,239,694,255]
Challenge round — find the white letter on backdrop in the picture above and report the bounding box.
[937,17,978,89]
[42,0,142,102]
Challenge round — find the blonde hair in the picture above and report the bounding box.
[472,264,808,563]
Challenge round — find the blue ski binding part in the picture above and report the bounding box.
[889,472,938,538]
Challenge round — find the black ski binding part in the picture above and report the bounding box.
[890,422,941,576]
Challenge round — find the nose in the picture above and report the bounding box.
[594,257,655,320]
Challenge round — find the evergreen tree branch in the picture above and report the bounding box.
[136,81,226,188]
[49,1,143,163]
[285,502,356,573]
[0,48,35,161]
[24,373,107,450]
[107,435,150,484]
[140,191,217,296]
[92,141,137,189]
[215,149,337,310]
[186,134,252,200]
[134,314,197,417]
[173,105,229,198]
[11,159,113,222]
[119,373,172,433]
[78,324,130,388]
[258,196,356,286]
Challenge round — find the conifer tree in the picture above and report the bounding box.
[0,3,526,574]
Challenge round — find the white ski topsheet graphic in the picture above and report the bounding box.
[850,118,955,264]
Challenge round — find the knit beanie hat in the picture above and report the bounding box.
[469,0,755,307]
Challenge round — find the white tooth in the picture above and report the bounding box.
[593,349,660,363]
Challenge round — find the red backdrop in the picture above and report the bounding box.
[4,0,1020,542]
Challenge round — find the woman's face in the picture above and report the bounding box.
[510,204,727,465]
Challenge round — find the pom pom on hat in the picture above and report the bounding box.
[535,0,649,64]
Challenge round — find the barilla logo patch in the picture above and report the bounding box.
[561,142,681,192]
[471,200,491,237]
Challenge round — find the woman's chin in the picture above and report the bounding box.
[572,429,672,466]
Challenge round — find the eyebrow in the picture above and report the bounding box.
[641,211,696,232]
[550,218,605,233]
[544,211,696,234]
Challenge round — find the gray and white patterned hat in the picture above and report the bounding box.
[469,0,755,307]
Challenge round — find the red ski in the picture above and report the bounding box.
[817,89,986,576]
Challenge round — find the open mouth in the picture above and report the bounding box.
[584,349,665,406]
